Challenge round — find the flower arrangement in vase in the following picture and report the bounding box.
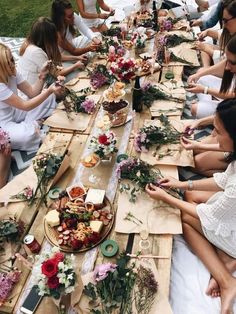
[0,271,21,306]
[89,130,118,161]
[110,58,137,83]
[32,247,76,300]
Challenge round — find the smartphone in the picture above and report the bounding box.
[20,285,43,314]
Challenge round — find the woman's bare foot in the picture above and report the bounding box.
[206,277,220,298]
[206,259,236,298]
[220,277,236,314]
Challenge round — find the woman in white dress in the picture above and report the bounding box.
[51,0,101,57]
[146,98,236,314]
[77,0,115,32]
[187,1,236,119]
[0,43,63,152]
[18,17,85,84]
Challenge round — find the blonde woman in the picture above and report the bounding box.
[0,43,63,152]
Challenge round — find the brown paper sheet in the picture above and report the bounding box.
[134,258,173,314]
[150,99,184,117]
[79,258,173,314]
[140,119,194,167]
[44,94,101,131]
[0,155,70,203]
[115,183,182,234]
[169,45,200,67]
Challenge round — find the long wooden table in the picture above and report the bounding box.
[0,35,190,314]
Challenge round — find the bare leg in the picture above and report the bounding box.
[182,191,236,313]
[200,51,212,68]
[0,148,11,189]
[182,222,236,314]
[207,249,236,298]
[193,151,228,177]
[90,24,108,33]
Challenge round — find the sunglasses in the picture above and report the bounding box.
[222,16,235,24]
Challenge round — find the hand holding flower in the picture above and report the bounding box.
[145,183,169,201]
[185,83,205,94]
[158,176,183,189]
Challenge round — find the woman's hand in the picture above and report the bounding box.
[99,13,110,19]
[183,120,200,133]
[195,41,207,52]
[158,176,183,189]
[93,37,102,45]
[77,55,88,62]
[187,73,200,84]
[145,183,169,202]
[198,29,208,41]
[1,143,11,156]
[49,76,65,94]
[181,137,200,150]
[38,60,51,81]
[75,60,85,70]
[186,83,205,94]
[88,42,99,52]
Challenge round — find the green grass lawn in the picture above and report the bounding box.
[0,0,77,37]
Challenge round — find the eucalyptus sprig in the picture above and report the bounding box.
[166,34,195,48]
[29,152,64,206]
[141,83,182,108]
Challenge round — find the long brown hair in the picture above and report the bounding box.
[51,0,76,36]
[219,0,236,53]
[220,35,236,94]
[19,17,61,63]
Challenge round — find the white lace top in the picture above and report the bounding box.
[196,160,236,257]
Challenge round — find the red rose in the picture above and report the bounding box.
[47,275,60,289]
[98,134,110,145]
[53,252,64,263]
[41,258,58,278]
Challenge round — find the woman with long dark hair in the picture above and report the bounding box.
[51,0,101,57]
[146,98,236,314]
[18,17,85,84]
[187,3,236,119]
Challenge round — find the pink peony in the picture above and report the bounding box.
[93,263,117,282]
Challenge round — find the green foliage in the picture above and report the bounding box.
[166,34,194,48]
[0,0,77,37]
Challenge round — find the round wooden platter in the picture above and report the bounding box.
[44,196,114,253]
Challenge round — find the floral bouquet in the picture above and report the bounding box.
[10,186,33,203]
[0,217,24,252]
[30,152,64,205]
[134,114,191,154]
[89,130,118,159]
[32,247,76,300]
[63,87,96,116]
[89,64,115,89]
[116,156,181,202]
[132,27,148,48]
[0,271,21,306]
[140,82,182,107]
[110,57,137,82]
[0,128,10,152]
[84,253,158,314]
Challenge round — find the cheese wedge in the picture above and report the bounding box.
[90,220,103,233]
[45,210,60,227]
[85,188,105,205]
